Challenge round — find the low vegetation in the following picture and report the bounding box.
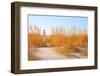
[28,25,88,60]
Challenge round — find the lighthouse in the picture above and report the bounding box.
[43,29,46,36]
[42,29,46,47]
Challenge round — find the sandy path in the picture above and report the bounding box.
[30,47,68,60]
[29,47,87,60]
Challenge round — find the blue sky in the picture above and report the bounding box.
[28,15,88,35]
